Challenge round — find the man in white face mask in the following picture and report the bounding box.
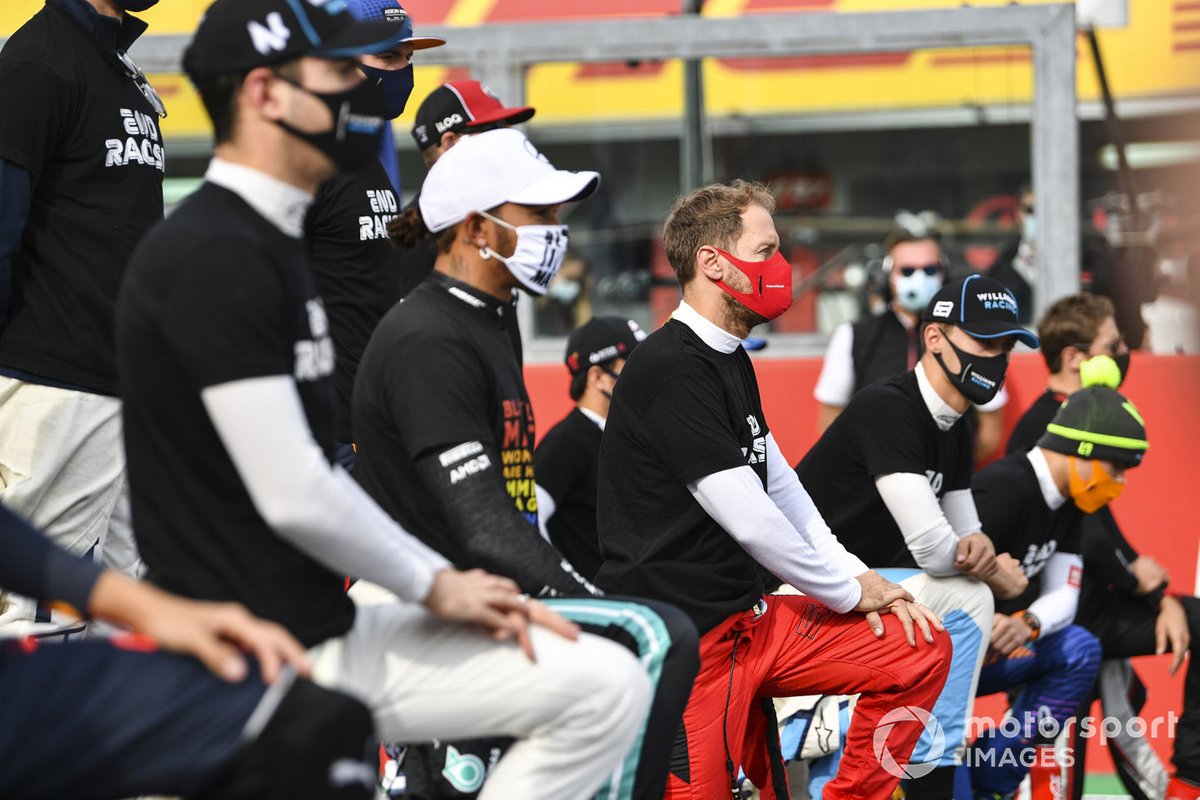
[356,128,700,800]
[814,230,1009,460]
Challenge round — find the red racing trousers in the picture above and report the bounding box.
[664,594,951,800]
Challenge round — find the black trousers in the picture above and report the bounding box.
[1085,594,1200,782]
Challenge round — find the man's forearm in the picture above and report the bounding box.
[415,443,600,598]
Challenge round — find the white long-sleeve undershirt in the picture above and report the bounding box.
[1027,551,1082,637]
[201,375,451,605]
[687,457,862,614]
[873,473,967,576]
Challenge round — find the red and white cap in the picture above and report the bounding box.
[411,80,536,150]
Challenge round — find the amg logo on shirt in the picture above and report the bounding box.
[105,108,164,172]
[358,189,398,241]
[294,299,335,382]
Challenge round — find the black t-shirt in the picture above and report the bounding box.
[798,371,974,569]
[305,161,404,443]
[0,1,163,393]
[117,183,353,649]
[535,408,604,580]
[972,451,1083,613]
[352,272,539,547]
[595,320,769,634]
[1006,389,1065,455]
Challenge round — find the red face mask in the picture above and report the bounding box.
[713,248,794,322]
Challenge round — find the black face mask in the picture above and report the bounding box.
[116,0,159,11]
[275,77,387,172]
[1114,351,1131,385]
[934,335,1009,405]
[599,366,620,400]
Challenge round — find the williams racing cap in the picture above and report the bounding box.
[419,128,599,233]
[1037,386,1148,467]
[566,317,647,377]
[920,273,1039,349]
[183,0,412,80]
[344,0,446,50]
[411,80,536,151]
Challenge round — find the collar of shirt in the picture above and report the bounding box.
[578,406,606,431]
[671,301,745,355]
[891,305,917,332]
[915,361,962,432]
[205,159,313,239]
[52,0,148,51]
[1027,447,1067,510]
[429,271,513,318]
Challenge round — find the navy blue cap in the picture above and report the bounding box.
[344,0,445,50]
[184,0,412,80]
[921,274,1039,349]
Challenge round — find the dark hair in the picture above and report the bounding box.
[388,206,455,253]
[661,180,776,286]
[568,370,589,401]
[883,229,941,256]
[193,72,245,144]
[1036,292,1116,373]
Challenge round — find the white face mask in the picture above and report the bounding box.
[478,211,570,296]
[893,270,942,314]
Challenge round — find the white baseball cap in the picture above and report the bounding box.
[419,128,600,233]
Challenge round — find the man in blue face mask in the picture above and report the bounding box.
[303,0,445,471]
[814,229,1011,461]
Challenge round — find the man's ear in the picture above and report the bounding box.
[441,130,461,151]
[696,245,723,281]
[462,212,487,247]
[1063,344,1088,373]
[243,67,280,121]
[922,322,943,354]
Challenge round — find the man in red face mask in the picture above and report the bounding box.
[594,180,952,800]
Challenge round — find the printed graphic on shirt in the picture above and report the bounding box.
[1018,539,1059,578]
[501,398,537,525]
[105,108,164,171]
[742,414,767,465]
[294,299,335,382]
[358,188,398,241]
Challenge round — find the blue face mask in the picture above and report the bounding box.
[359,64,414,120]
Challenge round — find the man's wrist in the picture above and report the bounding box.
[1016,610,1040,641]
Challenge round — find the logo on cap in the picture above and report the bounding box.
[932,300,954,318]
[248,12,292,55]
[382,7,406,22]
[436,113,465,134]
[976,291,1016,312]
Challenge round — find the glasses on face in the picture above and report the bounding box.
[897,265,941,278]
[116,50,167,119]
[1072,337,1125,357]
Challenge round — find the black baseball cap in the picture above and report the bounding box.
[184,0,412,81]
[920,274,1039,348]
[411,80,536,151]
[566,317,646,378]
[1037,386,1148,467]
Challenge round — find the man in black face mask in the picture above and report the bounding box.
[1008,293,1200,800]
[304,0,445,471]
[0,0,166,632]
[796,274,1038,798]
[118,3,652,798]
